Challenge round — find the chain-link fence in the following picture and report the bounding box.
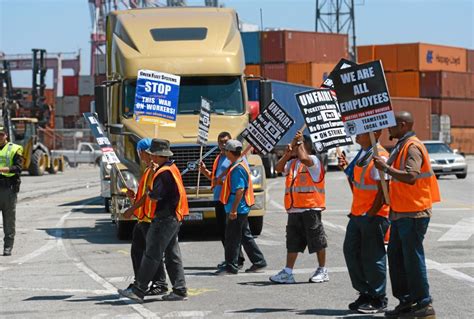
[38,128,96,150]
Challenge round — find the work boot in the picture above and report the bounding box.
[3,247,12,256]
[147,283,168,296]
[117,286,144,303]
[408,303,436,318]
[358,295,388,314]
[385,301,414,318]
[348,294,371,311]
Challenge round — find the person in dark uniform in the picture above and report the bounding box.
[0,126,23,256]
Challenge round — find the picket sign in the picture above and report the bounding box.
[196,97,212,198]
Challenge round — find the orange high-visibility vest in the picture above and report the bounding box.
[210,154,221,190]
[389,136,441,212]
[134,167,155,222]
[284,159,325,210]
[152,163,189,221]
[351,145,390,218]
[219,160,255,206]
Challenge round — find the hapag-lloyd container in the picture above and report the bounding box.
[262,63,287,82]
[466,49,474,73]
[420,71,474,99]
[261,31,348,63]
[397,43,467,72]
[286,62,335,87]
[379,97,431,148]
[384,71,420,98]
[431,99,474,127]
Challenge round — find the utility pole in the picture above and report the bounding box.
[315,0,357,61]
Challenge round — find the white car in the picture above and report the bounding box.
[423,141,468,179]
[327,141,361,169]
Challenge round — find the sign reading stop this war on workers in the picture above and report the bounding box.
[296,89,353,153]
[83,112,120,164]
[197,97,211,145]
[332,60,396,135]
[242,100,294,155]
[133,69,180,127]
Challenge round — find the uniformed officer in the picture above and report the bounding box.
[0,126,24,256]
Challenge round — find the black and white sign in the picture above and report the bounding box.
[332,60,396,135]
[296,89,353,152]
[321,58,357,90]
[83,112,120,164]
[197,97,211,145]
[241,100,294,155]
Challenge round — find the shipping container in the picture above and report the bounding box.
[397,43,467,72]
[430,99,474,127]
[261,31,348,63]
[375,45,398,72]
[78,76,95,96]
[55,96,79,116]
[466,49,474,73]
[385,71,420,98]
[244,64,261,77]
[241,32,261,64]
[19,88,56,105]
[94,74,107,86]
[94,54,107,75]
[379,97,432,148]
[246,80,260,102]
[262,63,287,82]
[286,62,335,87]
[79,95,95,114]
[420,71,474,99]
[357,45,375,63]
[63,76,79,96]
[450,127,474,154]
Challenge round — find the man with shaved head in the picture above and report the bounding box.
[373,111,440,318]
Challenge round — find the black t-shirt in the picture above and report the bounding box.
[149,162,179,219]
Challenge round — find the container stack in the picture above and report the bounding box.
[242,30,349,87]
[56,75,95,128]
[358,43,474,153]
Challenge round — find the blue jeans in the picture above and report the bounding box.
[387,217,431,306]
[343,215,389,298]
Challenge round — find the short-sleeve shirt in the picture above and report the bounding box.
[213,155,231,201]
[356,149,389,181]
[224,163,251,215]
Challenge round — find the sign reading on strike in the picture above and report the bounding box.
[242,100,294,155]
[332,60,396,135]
[83,112,120,164]
[197,97,211,145]
[296,89,353,152]
[321,58,357,90]
[134,69,180,127]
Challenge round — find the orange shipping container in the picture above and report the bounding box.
[286,62,335,87]
[244,64,261,77]
[420,71,474,99]
[397,43,467,72]
[450,127,474,154]
[375,45,398,72]
[385,71,420,98]
[356,45,375,64]
[466,49,474,73]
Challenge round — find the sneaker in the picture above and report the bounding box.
[357,296,388,314]
[409,304,436,318]
[309,267,329,283]
[245,264,267,273]
[161,292,188,301]
[348,294,371,311]
[117,287,144,303]
[3,247,12,256]
[385,301,415,318]
[218,261,244,270]
[214,268,238,276]
[147,283,168,296]
[269,269,296,284]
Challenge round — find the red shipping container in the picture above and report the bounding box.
[79,95,95,114]
[63,76,79,96]
[262,63,287,82]
[420,71,474,99]
[450,127,474,154]
[95,74,107,86]
[431,99,474,127]
[467,49,474,73]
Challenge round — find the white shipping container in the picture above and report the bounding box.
[55,96,79,116]
[95,54,106,75]
[78,76,95,96]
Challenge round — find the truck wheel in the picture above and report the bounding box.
[116,220,135,240]
[48,158,60,174]
[456,173,467,179]
[249,216,263,236]
[29,149,47,176]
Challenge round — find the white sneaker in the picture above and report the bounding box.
[269,269,296,284]
[309,267,329,283]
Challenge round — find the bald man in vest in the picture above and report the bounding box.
[374,111,440,318]
[0,126,23,256]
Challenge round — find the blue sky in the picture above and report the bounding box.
[1,0,473,88]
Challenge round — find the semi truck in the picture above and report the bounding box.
[94,7,267,239]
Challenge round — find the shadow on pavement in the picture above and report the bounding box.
[296,308,378,318]
[59,196,103,207]
[24,295,74,301]
[238,281,309,287]
[227,308,295,314]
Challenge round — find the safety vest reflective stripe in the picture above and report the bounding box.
[352,181,378,191]
[285,186,326,193]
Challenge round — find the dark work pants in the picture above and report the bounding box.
[131,222,167,289]
[0,187,17,249]
[343,215,389,298]
[224,214,266,273]
[388,217,431,307]
[215,202,245,265]
[135,216,186,297]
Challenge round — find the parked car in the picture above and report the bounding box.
[327,139,360,169]
[423,141,468,179]
[51,142,102,167]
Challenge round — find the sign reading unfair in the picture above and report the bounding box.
[242,100,294,155]
[83,112,120,164]
[332,61,396,135]
[134,70,180,127]
[197,97,211,145]
[296,89,353,152]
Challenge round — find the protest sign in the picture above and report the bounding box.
[83,112,120,164]
[241,100,294,155]
[197,97,211,145]
[321,58,357,90]
[133,70,180,127]
[332,60,396,135]
[296,89,353,153]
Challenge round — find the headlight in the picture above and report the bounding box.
[454,157,465,163]
[116,170,138,193]
[430,159,436,164]
[250,166,264,189]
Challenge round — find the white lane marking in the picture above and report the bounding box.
[0,286,109,295]
[437,217,474,242]
[426,259,474,288]
[164,311,212,318]
[255,238,283,246]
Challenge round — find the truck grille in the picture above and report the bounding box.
[170,145,220,188]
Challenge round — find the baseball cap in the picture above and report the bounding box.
[224,139,243,152]
[136,138,152,152]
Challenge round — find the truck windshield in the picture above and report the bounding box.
[122,76,244,117]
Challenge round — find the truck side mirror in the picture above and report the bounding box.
[259,80,272,111]
[94,85,108,124]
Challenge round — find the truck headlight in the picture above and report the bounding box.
[250,166,264,189]
[116,170,138,193]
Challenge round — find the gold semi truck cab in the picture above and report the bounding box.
[95,7,266,239]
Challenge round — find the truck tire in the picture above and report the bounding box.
[456,173,467,179]
[116,220,135,240]
[48,158,60,174]
[249,216,263,236]
[29,149,47,176]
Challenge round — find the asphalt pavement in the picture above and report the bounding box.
[1,159,473,318]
